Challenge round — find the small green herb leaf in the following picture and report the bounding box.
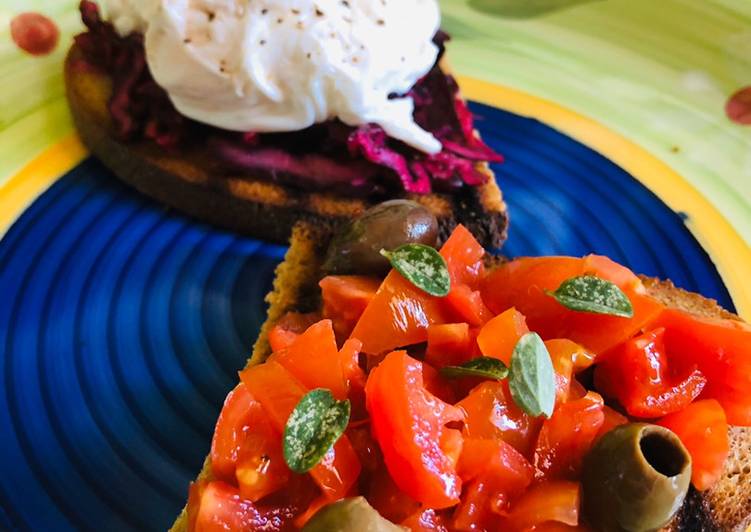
[508,332,556,418]
[548,275,634,318]
[440,357,509,380]
[283,388,351,473]
[380,244,450,297]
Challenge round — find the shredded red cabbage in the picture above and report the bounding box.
[75,1,502,194]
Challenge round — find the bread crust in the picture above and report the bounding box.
[169,224,751,532]
[63,44,508,248]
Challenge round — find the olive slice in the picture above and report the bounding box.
[323,200,439,275]
[582,423,692,532]
[301,497,405,532]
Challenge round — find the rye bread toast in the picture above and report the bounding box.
[63,44,508,248]
[170,222,751,532]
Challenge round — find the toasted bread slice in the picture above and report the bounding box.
[170,222,751,532]
[63,44,508,248]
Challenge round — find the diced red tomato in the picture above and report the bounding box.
[320,275,381,340]
[240,360,361,500]
[444,283,493,327]
[504,481,581,530]
[452,480,496,531]
[347,425,380,473]
[462,440,526,482]
[657,399,730,491]
[476,307,529,366]
[594,328,707,418]
[457,380,542,456]
[534,392,605,480]
[270,319,362,401]
[481,256,664,354]
[440,224,486,288]
[401,508,450,531]
[350,268,453,355]
[351,224,484,355]
[595,405,628,441]
[367,465,421,523]
[439,225,491,326]
[423,362,458,404]
[267,312,320,353]
[188,481,265,532]
[426,323,474,368]
[454,439,533,528]
[545,339,596,404]
[235,412,289,502]
[210,383,261,482]
[365,350,465,508]
[654,308,751,426]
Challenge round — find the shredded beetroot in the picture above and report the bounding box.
[75,0,501,194]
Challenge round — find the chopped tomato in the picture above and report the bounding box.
[457,380,542,456]
[504,481,581,530]
[210,383,261,482]
[440,224,486,288]
[454,439,533,529]
[423,361,458,404]
[476,308,529,365]
[594,328,707,418]
[347,425,380,473]
[481,256,664,354]
[268,312,320,353]
[368,466,422,523]
[545,339,596,404]
[350,268,453,355]
[188,481,266,532]
[426,323,474,368]
[240,360,361,500]
[401,508,450,531]
[235,412,289,502]
[595,405,628,441]
[657,399,729,491]
[444,283,493,326]
[320,275,381,340]
[534,392,604,480]
[365,350,465,508]
[351,224,484,355]
[452,480,497,531]
[655,308,751,426]
[270,319,362,401]
[439,225,492,326]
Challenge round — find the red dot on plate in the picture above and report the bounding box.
[10,12,60,57]
[725,86,751,125]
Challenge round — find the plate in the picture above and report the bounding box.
[1,1,750,530]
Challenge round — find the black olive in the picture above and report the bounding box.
[323,200,439,275]
[582,423,692,531]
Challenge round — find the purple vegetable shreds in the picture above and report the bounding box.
[74,0,502,194]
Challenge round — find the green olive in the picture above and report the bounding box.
[582,423,692,532]
[301,497,405,532]
[323,200,439,275]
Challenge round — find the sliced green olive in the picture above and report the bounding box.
[301,497,405,532]
[582,423,692,532]
[323,199,439,275]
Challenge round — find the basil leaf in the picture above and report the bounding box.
[440,357,509,380]
[508,332,556,418]
[380,244,450,297]
[283,388,351,473]
[548,275,634,318]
